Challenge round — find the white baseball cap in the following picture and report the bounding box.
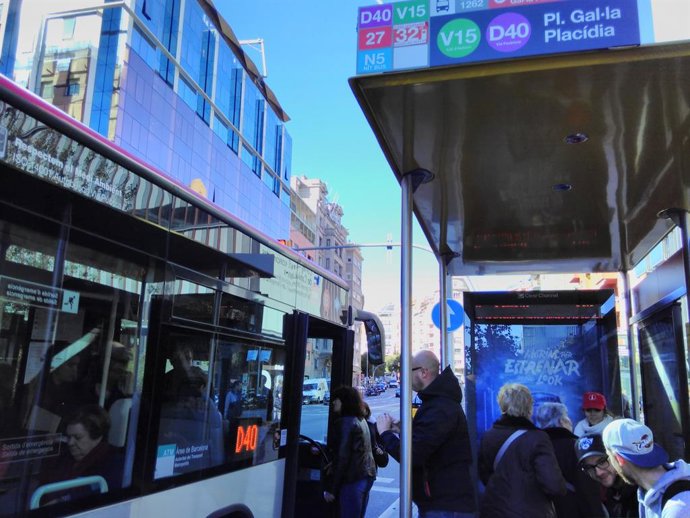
[602,418,668,468]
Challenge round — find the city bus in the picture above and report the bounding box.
[351,0,690,512]
[0,75,360,517]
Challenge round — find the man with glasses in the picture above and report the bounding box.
[376,350,476,517]
[575,434,639,517]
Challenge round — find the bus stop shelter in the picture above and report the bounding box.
[349,2,690,515]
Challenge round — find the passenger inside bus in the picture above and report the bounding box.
[37,404,124,506]
[223,379,243,420]
[88,342,133,410]
[22,345,96,433]
[163,344,202,401]
[158,358,224,476]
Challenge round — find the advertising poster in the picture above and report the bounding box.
[471,322,604,440]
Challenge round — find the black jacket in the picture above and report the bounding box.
[328,416,376,495]
[479,415,567,518]
[380,366,476,513]
[604,478,639,518]
[543,426,605,518]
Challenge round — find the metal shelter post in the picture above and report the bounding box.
[399,169,434,517]
[446,267,455,369]
[399,172,414,518]
[439,260,450,368]
[618,271,639,418]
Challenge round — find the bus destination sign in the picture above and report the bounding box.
[356,0,640,75]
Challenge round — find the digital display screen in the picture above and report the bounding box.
[229,417,262,461]
[475,303,601,322]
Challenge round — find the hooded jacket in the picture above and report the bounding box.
[380,366,476,513]
[479,414,567,518]
[639,460,690,518]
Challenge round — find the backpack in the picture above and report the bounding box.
[661,479,690,509]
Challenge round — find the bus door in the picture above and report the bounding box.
[281,311,354,518]
[635,302,690,460]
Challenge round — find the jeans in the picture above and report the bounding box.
[339,476,375,518]
[419,511,477,518]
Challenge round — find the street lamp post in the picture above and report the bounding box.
[372,362,386,380]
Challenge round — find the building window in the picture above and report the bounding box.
[158,0,180,86]
[325,258,330,269]
[196,28,216,124]
[326,239,331,247]
[141,0,152,20]
[41,82,54,99]
[63,17,76,40]
[65,82,80,96]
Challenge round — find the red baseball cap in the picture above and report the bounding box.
[582,391,606,410]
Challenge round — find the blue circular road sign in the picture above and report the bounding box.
[431,299,464,332]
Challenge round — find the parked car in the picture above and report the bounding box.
[365,386,379,397]
[303,378,328,404]
[395,389,422,406]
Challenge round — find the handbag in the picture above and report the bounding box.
[367,421,389,468]
[373,442,389,468]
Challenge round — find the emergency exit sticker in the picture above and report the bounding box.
[61,290,80,314]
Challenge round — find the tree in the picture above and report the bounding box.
[385,354,400,375]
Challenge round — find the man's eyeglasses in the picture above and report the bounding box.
[584,408,604,413]
[581,456,610,475]
[411,367,422,372]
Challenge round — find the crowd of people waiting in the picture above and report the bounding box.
[324,350,690,518]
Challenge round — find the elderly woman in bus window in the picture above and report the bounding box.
[478,383,566,518]
[38,404,124,505]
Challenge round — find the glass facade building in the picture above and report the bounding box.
[0,0,292,239]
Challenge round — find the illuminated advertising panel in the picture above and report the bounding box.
[464,290,618,442]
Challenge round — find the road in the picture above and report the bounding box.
[363,388,404,518]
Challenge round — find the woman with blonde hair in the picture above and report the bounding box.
[478,383,567,518]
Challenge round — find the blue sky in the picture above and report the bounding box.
[219,0,440,310]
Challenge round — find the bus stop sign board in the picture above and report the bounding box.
[432,299,464,332]
[356,0,640,75]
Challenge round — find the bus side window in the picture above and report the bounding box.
[156,333,225,478]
